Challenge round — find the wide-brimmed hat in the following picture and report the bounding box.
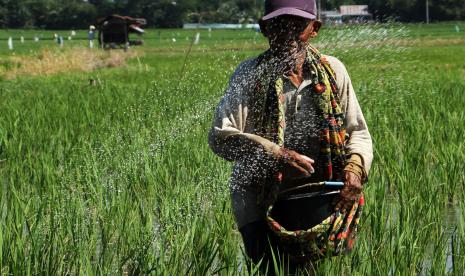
[262,0,317,21]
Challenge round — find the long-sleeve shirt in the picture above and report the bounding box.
[209,55,373,229]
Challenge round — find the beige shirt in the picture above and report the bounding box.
[209,55,373,228]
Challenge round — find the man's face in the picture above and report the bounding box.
[263,15,321,54]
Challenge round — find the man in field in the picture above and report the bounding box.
[208,0,373,271]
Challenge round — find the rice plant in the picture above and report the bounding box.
[0,22,464,274]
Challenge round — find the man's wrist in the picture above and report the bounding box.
[344,154,367,183]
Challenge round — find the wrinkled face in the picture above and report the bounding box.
[261,15,321,54]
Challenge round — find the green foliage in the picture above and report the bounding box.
[0,0,464,28]
[0,23,464,274]
[364,0,465,22]
[1,0,97,28]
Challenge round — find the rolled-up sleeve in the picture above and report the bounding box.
[209,59,254,160]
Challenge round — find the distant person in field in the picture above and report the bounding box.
[208,0,373,273]
[88,25,96,49]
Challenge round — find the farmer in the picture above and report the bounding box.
[208,0,373,272]
[88,25,96,49]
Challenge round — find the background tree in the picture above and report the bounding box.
[88,0,117,18]
[0,0,8,27]
[54,1,97,29]
[0,0,464,28]
[432,0,465,21]
[4,0,32,28]
[26,0,60,28]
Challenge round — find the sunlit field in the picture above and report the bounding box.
[0,22,464,274]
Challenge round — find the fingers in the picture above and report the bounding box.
[295,155,315,174]
[333,177,363,212]
[283,150,315,175]
[288,160,311,176]
[334,196,354,213]
[333,188,355,212]
[300,155,314,164]
[334,197,356,213]
[291,159,314,175]
[281,149,315,176]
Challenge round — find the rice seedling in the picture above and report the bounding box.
[0,22,464,274]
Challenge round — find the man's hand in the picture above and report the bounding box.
[275,148,315,180]
[334,171,363,212]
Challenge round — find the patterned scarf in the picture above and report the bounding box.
[253,44,347,183]
[253,44,364,260]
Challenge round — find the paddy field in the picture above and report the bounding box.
[0,22,464,274]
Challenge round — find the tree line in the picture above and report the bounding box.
[0,0,464,29]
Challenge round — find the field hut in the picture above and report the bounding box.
[96,15,147,49]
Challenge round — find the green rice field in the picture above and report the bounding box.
[0,22,464,274]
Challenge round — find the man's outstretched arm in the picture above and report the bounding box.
[208,60,314,177]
